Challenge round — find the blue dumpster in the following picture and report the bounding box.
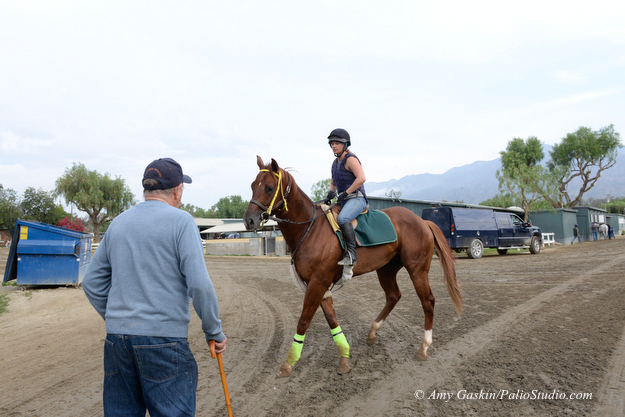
[2,220,93,286]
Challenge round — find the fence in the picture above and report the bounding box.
[542,233,555,247]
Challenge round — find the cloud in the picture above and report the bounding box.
[539,89,619,109]
[552,71,586,84]
[0,2,624,211]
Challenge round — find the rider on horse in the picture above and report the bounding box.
[325,128,368,266]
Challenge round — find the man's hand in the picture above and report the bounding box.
[337,191,348,202]
[209,337,228,354]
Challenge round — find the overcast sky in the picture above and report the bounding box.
[1,1,624,211]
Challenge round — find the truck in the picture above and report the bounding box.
[421,207,542,259]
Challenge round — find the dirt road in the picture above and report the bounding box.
[1,239,624,416]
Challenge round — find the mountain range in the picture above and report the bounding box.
[366,148,625,205]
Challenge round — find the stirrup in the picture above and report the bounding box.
[334,264,354,287]
[337,253,356,266]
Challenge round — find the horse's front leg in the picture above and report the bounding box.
[277,282,327,377]
[320,292,351,374]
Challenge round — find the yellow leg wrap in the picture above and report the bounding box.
[332,326,350,358]
[286,333,305,366]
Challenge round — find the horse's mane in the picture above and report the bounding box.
[280,167,314,204]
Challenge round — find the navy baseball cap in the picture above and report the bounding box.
[143,158,192,190]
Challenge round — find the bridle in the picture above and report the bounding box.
[249,168,290,226]
[250,167,337,258]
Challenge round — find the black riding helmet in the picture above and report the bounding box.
[327,128,351,148]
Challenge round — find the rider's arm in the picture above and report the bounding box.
[344,157,366,194]
[329,178,337,193]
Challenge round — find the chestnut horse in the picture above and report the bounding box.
[244,156,462,377]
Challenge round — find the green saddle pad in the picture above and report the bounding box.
[338,210,398,248]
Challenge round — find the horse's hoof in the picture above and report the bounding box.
[416,350,428,361]
[277,362,292,377]
[367,321,383,345]
[337,357,351,374]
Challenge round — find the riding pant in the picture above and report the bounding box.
[337,196,367,226]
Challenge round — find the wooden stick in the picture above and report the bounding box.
[209,340,233,417]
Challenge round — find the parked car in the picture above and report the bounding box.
[421,207,542,259]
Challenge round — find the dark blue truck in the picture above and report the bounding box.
[421,207,542,259]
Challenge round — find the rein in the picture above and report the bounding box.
[270,201,337,259]
[253,167,337,258]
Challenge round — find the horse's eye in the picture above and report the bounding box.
[265,185,274,194]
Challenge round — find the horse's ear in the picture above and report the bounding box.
[270,158,280,173]
[256,155,265,170]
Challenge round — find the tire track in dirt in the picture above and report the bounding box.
[0,289,105,416]
[228,280,380,417]
[1,245,622,416]
[197,274,299,417]
[216,268,402,416]
[334,252,625,417]
[592,320,625,416]
[1,363,104,416]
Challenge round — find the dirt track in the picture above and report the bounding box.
[1,239,625,416]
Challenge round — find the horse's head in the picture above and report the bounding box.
[244,156,290,231]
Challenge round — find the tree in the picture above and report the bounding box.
[211,195,248,218]
[20,187,65,225]
[500,136,544,172]
[480,193,516,208]
[55,163,135,241]
[311,178,332,202]
[496,136,546,221]
[545,125,622,208]
[0,185,20,234]
[603,197,625,214]
[180,203,214,218]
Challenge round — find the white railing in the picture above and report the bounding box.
[542,233,555,247]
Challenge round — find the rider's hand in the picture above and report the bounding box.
[337,191,348,203]
[324,190,336,204]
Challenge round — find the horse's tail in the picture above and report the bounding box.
[425,220,463,317]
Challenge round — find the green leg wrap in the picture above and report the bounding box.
[286,333,305,366]
[332,326,350,358]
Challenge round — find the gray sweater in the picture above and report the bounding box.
[83,200,225,342]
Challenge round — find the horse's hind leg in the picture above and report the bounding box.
[320,293,351,374]
[406,264,436,361]
[368,260,403,346]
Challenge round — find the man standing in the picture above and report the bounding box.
[83,157,227,417]
[571,224,582,244]
[591,222,599,241]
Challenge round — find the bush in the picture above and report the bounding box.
[58,216,85,232]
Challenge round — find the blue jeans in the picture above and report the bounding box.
[337,197,368,225]
[592,230,598,241]
[103,334,198,417]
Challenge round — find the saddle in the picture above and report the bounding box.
[322,205,398,248]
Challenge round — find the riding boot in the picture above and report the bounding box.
[338,222,357,266]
